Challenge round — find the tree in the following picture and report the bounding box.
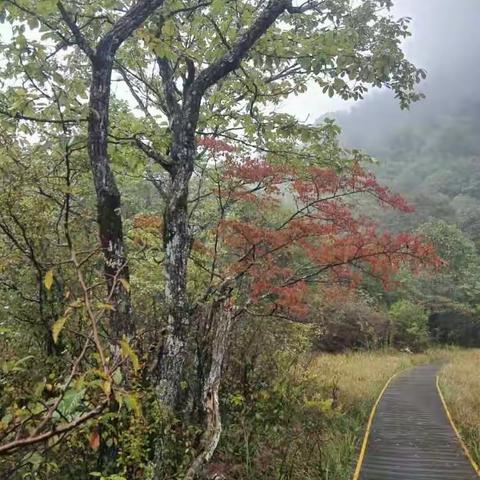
[388,299,429,351]
[396,221,480,309]
[122,0,425,411]
[392,222,480,347]
[1,0,426,407]
[175,140,437,474]
[2,0,173,339]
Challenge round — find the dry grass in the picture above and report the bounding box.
[303,349,451,479]
[308,350,430,407]
[439,348,480,465]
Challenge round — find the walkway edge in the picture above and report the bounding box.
[436,374,480,477]
[352,371,398,480]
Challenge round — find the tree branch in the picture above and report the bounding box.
[0,109,87,125]
[56,2,95,59]
[157,57,182,118]
[0,401,107,455]
[191,0,290,97]
[102,0,167,53]
[133,134,173,171]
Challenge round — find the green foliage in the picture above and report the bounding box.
[396,222,480,305]
[389,300,429,351]
[384,221,480,347]
[0,0,463,478]
[218,319,336,479]
[417,222,480,307]
[418,221,477,273]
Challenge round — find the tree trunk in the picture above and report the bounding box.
[156,136,195,406]
[59,0,169,345]
[184,301,234,480]
[153,0,290,407]
[89,51,133,340]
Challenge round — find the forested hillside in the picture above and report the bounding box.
[326,0,480,347]
[327,92,480,345]
[333,0,480,231]
[334,91,480,239]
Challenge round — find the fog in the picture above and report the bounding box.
[326,0,480,153]
[300,0,480,241]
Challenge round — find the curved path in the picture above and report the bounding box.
[357,364,479,480]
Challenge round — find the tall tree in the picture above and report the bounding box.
[179,142,437,474]
[116,0,425,407]
[2,0,171,339]
[59,0,172,339]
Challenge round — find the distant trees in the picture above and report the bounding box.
[398,222,480,348]
[312,292,390,352]
[333,77,480,350]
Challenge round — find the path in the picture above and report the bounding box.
[358,364,478,480]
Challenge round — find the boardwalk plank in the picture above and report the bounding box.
[359,364,478,480]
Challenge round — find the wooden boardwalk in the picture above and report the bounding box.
[357,364,479,480]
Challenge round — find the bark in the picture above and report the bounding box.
[184,303,234,480]
[60,0,168,339]
[89,53,133,339]
[156,126,196,406]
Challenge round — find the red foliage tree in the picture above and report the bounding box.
[185,138,439,473]
[196,138,439,319]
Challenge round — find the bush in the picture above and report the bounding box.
[389,300,429,351]
[312,295,389,352]
[214,317,328,480]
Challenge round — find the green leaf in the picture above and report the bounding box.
[37,0,58,15]
[124,392,141,417]
[120,338,140,373]
[102,379,112,397]
[99,302,115,311]
[52,315,69,344]
[119,278,130,293]
[162,20,175,37]
[112,369,123,385]
[211,0,223,15]
[27,17,39,31]
[44,269,54,290]
[57,388,86,418]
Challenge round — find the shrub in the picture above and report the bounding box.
[312,295,389,352]
[389,300,429,351]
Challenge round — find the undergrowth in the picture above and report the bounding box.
[213,345,455,480]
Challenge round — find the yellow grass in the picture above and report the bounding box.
[308,349,447,407]
[303,349,450,479]
[439,348,480,465]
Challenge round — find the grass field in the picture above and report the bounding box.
[219,348,477,480]
[438,349,480,467]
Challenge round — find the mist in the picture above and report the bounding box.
[329,0,480,153]
[317,0,480,242]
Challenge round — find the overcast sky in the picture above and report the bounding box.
[1,1,478,121]
[282,0,480,119]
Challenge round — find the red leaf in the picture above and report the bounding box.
[89,430,100,450]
